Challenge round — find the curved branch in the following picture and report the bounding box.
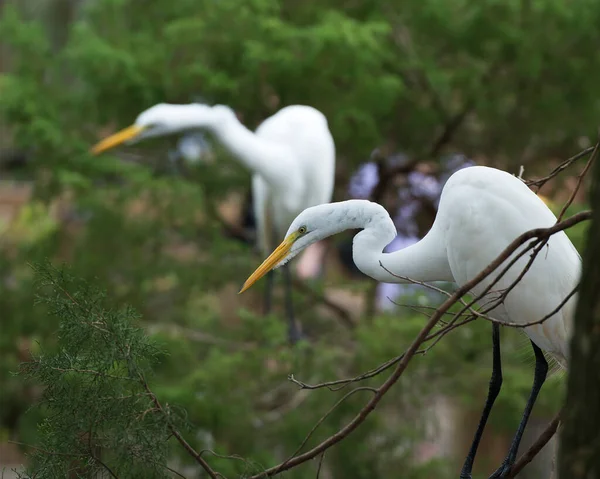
[508,413,561,478]
[526,146,596,192]
[247,211,590,478]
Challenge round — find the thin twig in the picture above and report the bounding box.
[288,310,475,392]
[91,455,119,479]
[526,146,595,192]
[288,354,405,391]
[281,387,377,469]
[139,375,219,479]
[479,285,579,329]
[8,441,120,479]
[420,317,477,354]
[8,441,84,458]
[247,212,590,478]
[315,451,326,479]
[45,366,135,381]
[507,412,561,478]
[438,210,591,336]
[288,211,588,394]
[556,141,598,221]
[464,144,595,327]
[392,272,580,329]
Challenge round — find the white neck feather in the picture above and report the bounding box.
[194,105,295,190]
[311,200,453,283]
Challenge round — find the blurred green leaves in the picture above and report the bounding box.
[0,0,591,477]
[18,261,172,479]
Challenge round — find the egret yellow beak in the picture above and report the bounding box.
[239,233,299,294]
[90,125,146,155]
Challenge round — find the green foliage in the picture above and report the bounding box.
[0,0,589,477]
[4,0,600,172]
[17,264,459,478]
[18,262,172,478]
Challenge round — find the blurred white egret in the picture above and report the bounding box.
[91,103,336,343]
[240,165,580,478]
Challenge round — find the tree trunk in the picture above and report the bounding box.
[558,155,600,478]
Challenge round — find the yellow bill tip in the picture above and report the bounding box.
[238,234,298,294]
[90,124,146,155]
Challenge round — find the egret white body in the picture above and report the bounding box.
[91,103,336,342]
[240,165,581,477]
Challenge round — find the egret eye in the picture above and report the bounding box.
[298,226,307,234]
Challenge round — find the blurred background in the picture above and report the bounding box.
[0,0,598,477]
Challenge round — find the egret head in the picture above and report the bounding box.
[90,103,235,155]
[239,201,371,294]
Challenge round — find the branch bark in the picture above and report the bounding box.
[508,413,561,478]
[558,139,600,478]
[140,375,220,479]
[247,213,586,478]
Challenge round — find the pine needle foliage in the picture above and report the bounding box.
[18,261,178,479]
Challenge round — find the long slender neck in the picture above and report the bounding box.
[201,107,296,190]
[348,201,453,284]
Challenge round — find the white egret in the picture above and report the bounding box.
[240,165,581,478]
[90,103,336,343]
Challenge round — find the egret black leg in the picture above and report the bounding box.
[283,264,301,344]
[488,340,548,479]
[263,270,275,315]
[460,323,503,479]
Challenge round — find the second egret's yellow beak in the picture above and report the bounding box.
[90,125,146,155]
[239,232,300,294]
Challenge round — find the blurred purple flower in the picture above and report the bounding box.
[347,152,474,310]
[348,163,379,199]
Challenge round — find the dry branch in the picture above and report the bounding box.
[556,141,598,221]
[245,212,586,478]
[508,413,561,478]
[526,146,596,192]
[204,147,593,477]
[140,375,220,479]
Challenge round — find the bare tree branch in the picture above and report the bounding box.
[393,272,581,329]
[557,141,598,221]
[289,354,405,392]
[281,387,377,468]
[288,208,589,395]
[247,212,586,478]
[8,441,121,479]
[315,451,326,479]
[526,146,596,192]
[139,375,220,479]
[436,209,591,341]
[507,413,561,478]
[465,141,596,322]
[185,148,591,479]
